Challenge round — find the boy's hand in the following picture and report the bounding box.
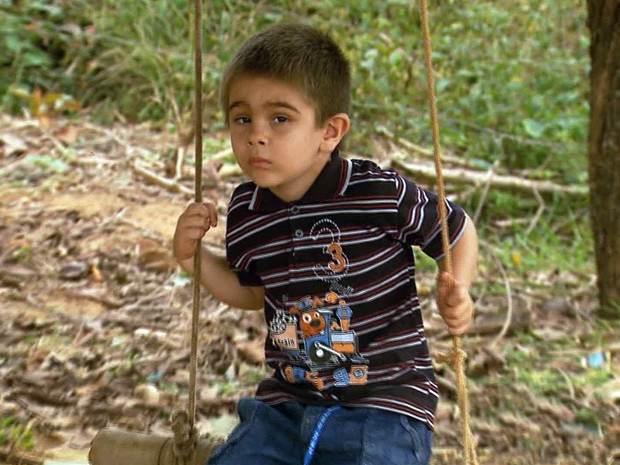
[435,271,474,336]
[173,202,218,262]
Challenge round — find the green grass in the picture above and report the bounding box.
[499,317,619,401]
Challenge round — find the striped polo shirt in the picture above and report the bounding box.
[226,152,467,429]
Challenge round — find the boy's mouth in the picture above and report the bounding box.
[249,156,271,168]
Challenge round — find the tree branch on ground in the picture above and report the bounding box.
[391,157,588,198]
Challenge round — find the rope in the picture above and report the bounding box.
[172,0,203,462]
[189,0,203,433]
[171,410,195,464]
[418,1,478,464]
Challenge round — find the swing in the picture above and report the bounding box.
[88,1,478,464]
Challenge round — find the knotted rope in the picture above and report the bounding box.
[418,1,479,464]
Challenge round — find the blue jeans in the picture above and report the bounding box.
[207,398,433,465]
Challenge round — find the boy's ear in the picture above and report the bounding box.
[320,113,350,152]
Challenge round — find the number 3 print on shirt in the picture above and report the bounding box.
[310,219,349,282]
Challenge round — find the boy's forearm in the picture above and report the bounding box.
[436,217,478,288]
[178,247,264,310]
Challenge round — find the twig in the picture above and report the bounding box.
[0,158,29,179]
[491,218,531,228]
[176,146,186,180]
[556,368,576,400]
[481,241,514,348]
[40,128,66,152]
[435,372,457,394]
[472,161,498,224]
[166,84,191,180]
[391,156,588,197]
[210,147,234,161]
[525,187,545,236]
[130,160,194,195]
[378,126,468,166]
[82,122,137,154]
[0,448,43,465]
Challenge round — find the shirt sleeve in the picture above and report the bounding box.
[234,269,263,287]
[225,184,264,287]
[396,175,468,260]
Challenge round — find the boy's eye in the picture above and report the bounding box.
[273,115,288,123]
[233,116,250,124]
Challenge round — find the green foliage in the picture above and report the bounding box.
[80,0,194,122]
[0,1,93,112]
[0,415,35,451]
[0,1,589,160]
[514,367,567,397]
[433,2,588,179]
[488,201,593,273]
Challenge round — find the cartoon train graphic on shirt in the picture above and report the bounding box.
[270,292,368,369]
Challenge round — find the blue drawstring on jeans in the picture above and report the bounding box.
[303,406,341,465]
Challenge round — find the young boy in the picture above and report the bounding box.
[173,22,477,465]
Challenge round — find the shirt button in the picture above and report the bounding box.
[291,206,300,214]
[295,229,304,238]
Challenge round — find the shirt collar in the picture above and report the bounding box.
[249,151,352,212]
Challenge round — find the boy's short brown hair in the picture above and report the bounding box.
[220,22,351,127]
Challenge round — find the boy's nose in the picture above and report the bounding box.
[247,124,267,145]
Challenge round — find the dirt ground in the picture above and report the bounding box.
[0,114,618,465]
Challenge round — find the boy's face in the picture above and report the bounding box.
[227,75,346,202]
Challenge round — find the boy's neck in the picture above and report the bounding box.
[269,153,332,203]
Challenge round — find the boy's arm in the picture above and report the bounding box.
[173,202,264,310]
[435,216,478,335]
[177,251,264,310]
[437,216,478,287]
